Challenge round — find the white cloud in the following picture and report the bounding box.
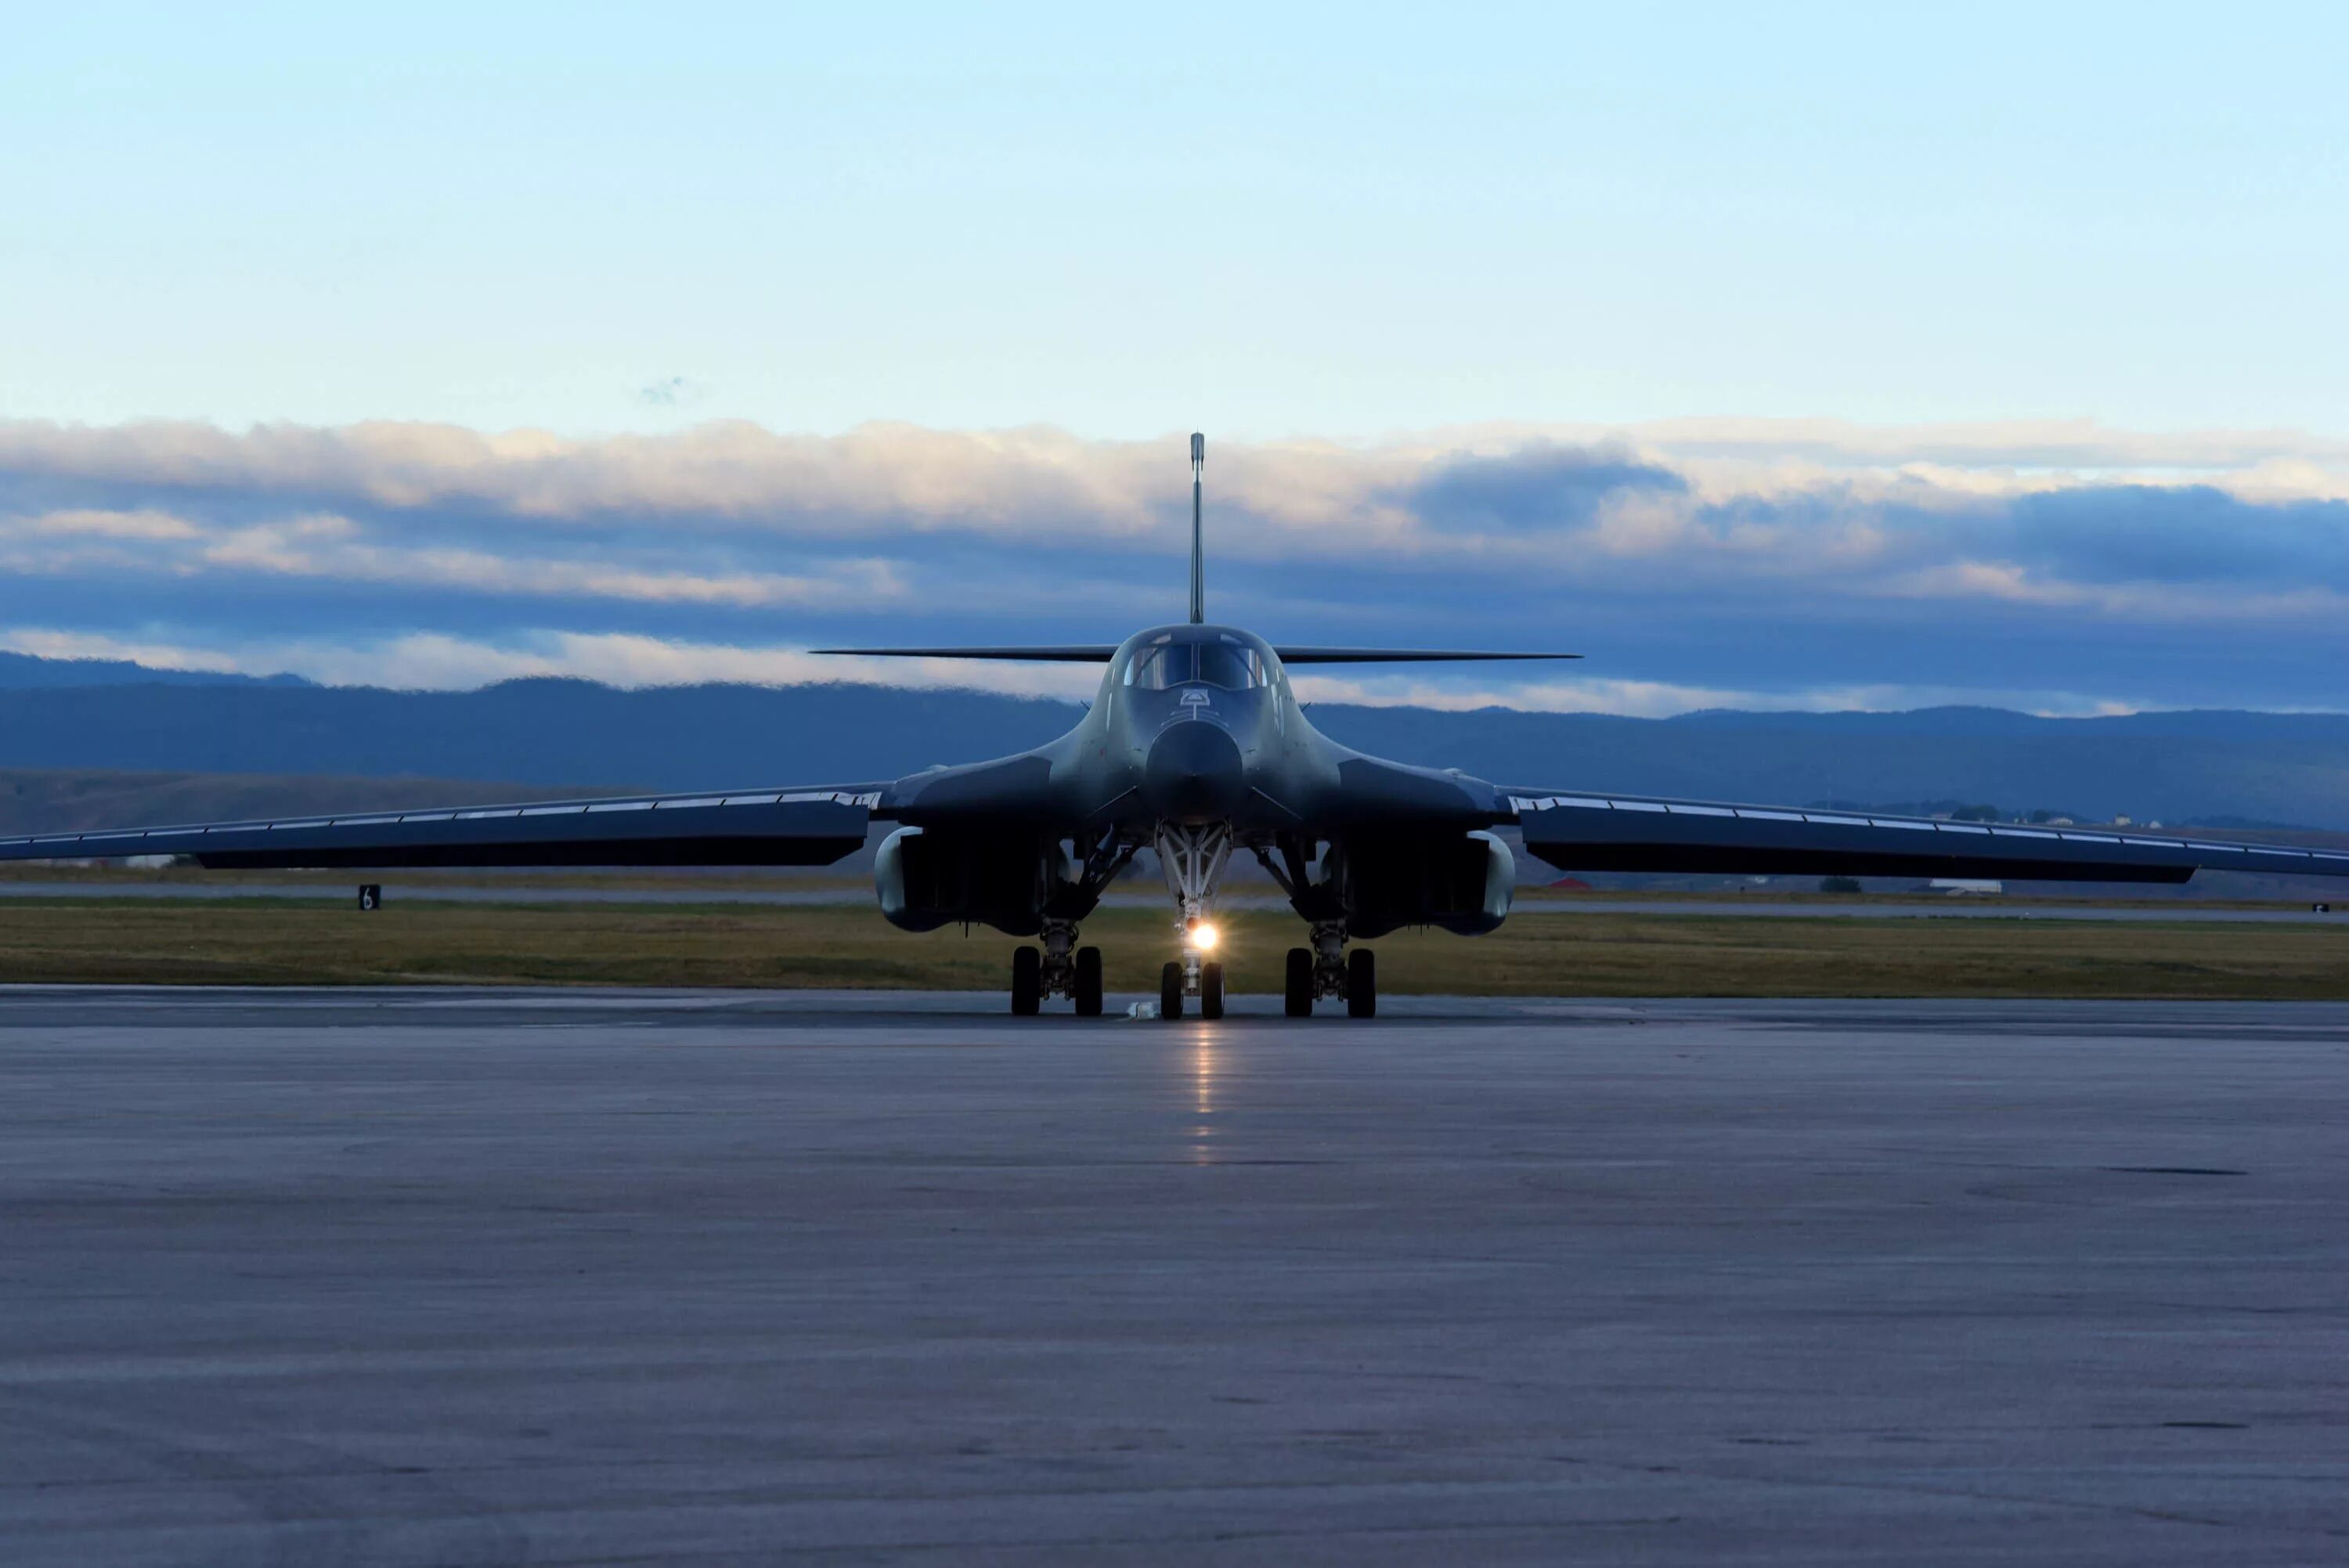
[1286,671,2143,719]
[2,414,2344,717]
[5,507,201,541]
[0,506,904,609]
[1884,561,2349,622]
[6,415,2340,555]
[0,627,1107,699]
[0,628,254,674]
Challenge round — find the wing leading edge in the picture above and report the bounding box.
[1506,789,2349,885]
[0,785,889,871]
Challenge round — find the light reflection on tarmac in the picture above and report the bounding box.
[0,986,2343,1563]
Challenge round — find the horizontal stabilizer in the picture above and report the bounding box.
[813,646,1582,665]
[812,646,1119,662]
[1270,647,1582,665]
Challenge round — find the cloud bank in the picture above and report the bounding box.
[2,416,2344,715]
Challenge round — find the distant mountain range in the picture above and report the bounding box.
[0,651,311,690]
[0,769,613,839]
[0,653,2344,829]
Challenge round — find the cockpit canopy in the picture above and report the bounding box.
[1118,630,1272,691]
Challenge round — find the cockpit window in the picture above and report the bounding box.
[1120,636,1268,691]
[1195,643,1264,690]
[1124,644,1193,690]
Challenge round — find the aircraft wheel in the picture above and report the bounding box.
[1011,946,1042,1016]
[1073,946,1104,1017]
[1159,961,1185,1020]
[1284,947,1313,1017]
[1200,961,1225,1021]
[1346,947,1377,1019]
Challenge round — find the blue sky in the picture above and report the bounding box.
[3,5,2346,712]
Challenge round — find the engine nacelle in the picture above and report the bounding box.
[875,826,1073,935]
[1339,829,1514,939]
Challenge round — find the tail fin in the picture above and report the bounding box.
[1189,431,1205,624]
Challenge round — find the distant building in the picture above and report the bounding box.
[1927,879,2003,896]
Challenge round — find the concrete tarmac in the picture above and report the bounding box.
[1,988,2344,1564]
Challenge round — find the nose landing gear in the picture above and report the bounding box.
[1160,949,1225,1020]
[1155,821,1232,1022]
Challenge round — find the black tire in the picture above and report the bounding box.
[1200,961,1225,1021]
[1284,947,1313,1018]
[1073,946,1104,1017]
[1011,946,1042,1016]
[1346,946,1377,1019]
[1160,961,1185,1020]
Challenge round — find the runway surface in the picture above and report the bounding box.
[2,879,2341,922]
[2,988,2344,1564]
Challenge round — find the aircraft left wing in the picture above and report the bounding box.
[1504,788,2349,885]
[0,785,889,870]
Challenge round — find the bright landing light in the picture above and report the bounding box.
[1192,922,1220,951]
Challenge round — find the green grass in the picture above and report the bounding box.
[0,897,2344,997]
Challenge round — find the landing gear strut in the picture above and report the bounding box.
[1156,821,1232,1021]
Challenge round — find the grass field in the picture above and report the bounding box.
[1,896,2345,997]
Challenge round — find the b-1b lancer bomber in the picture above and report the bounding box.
[8,434,2347,1017]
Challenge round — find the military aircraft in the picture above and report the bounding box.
[6,432,2347,1018]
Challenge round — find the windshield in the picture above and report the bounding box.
[1196,643,1264,690]
[1120,637,1267,690]
[1124,643,1192,690]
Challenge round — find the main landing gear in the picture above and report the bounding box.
[1011,917,1103,1016]
[1003,824,1380,1022]
[1283,921,1374,1018]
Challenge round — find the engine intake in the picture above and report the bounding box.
[1338,829,1514,939]
[876,826,1071,935]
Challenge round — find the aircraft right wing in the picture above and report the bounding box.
[1505,788,2349,885]
[0,784,890,870]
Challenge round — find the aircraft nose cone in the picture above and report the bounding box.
[1143,721,1247,821]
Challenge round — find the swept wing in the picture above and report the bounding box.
[0,784,888,870]
[1506,788,2349,885]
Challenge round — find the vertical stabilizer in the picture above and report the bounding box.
[1189,432,1205,623]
